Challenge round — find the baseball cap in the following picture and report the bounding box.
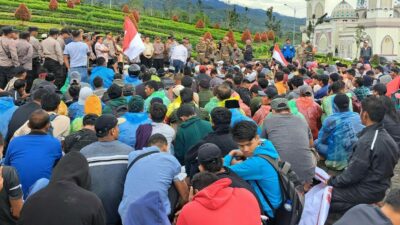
[107,84,123,100]
[70,71,81,84]
[95,114,125,138]
[271,98,289,110]
[299,85,313,97]
[197,143,222,164]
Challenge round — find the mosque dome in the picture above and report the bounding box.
[331,0,357,19]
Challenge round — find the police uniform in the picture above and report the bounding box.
[28,27,43,89]
[42,29,64,89]
[196,41,207,64]
[219,42,232,63]
[0,27,19,89]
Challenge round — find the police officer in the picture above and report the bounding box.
[196,37,207,64]
[28,26,43,92]
[0,26,19,89]
[42,28,64,89]
[219,36,232,64]
[16,31,33,73]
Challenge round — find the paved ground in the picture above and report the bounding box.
[391,163,400,189]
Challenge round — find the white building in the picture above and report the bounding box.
[303,0,400,60]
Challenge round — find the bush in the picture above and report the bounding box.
[49,0,58,11]
[15,3,31,23]
[67,0,74,8]
[241,29,251,42]
[213,23,220,29]
[122,4,129,13]
[74,0,80,5]
[226,30,236,45]
[195,19,204,29]
[261,32,268,42]
[203,31,212,40]
[254,32,261,42]
[172,15,179,22]
[267,30,275,41]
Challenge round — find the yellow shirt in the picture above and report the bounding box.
[275,81,287,95]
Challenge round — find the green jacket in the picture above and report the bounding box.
[198,90,213,108]
[174,117,213,164]
[144,90,171,112]
[103,97,128,115]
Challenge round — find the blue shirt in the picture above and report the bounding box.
[315,84,329,99]
[119,147,181,224]
[5,133,62,197]
[64,41,89,68]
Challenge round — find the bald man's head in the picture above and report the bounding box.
[28,109,50,131]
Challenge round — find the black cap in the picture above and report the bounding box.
[95,114,118,138]
[28,26,39,32]
[2,26,18,35]
[197,143,222,163]
[107,84,122,100]
[49,28,59,36]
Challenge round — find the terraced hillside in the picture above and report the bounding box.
[0,0,275,57]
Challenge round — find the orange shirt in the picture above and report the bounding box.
[275,81,287,95]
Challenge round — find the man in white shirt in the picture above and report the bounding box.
[170,41,188,73]
[149,102,175,153]
[64,30,90,83]
[95,36,109,63]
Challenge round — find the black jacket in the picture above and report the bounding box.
[329,123,399,202]
[64,129,98,153]
[383,114,400,150]
[18,152,106,225]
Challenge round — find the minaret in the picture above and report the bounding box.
[356,0,368,18]
[368,0,394,18]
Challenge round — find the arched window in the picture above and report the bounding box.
[381,35,394,55]
[315,2,324,18]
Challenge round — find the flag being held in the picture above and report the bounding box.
[123,16,145,60]
[272,44,288,66]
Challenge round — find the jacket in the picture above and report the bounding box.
[177,178,260,225]
[68,102,85,121]
[321,93,354,121]
[295,97,323,139]
[118,112,151,147]
[0,97,17,139]
[282,44,296,59]
[382,114,400,149]
[224,139,282,217]
[64,128,98,153]
[124,191,171,225]
[90,66,115,89]
[174,117,213,164]
[144,90,171,112]
[103,97,127,115]
[329,123,399,202]
[318,111,364,170]
[124,76,142,87]
[17,152,106,225]
[253,105,271,126]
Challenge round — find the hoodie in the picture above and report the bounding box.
[90,66,115,89]
[118,112,151,147]
[103,96,127,115]
[124,191,171,225]
[0,97,17,138]
[224,139,282,218]
[124,75,142,87]
[17,152,106,225]
[177,178,260,225]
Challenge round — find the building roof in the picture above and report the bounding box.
[331,0,357,19]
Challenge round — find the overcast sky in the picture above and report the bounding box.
[220,0,358,18]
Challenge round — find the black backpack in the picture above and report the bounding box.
[111,105,128,118]
[256,154,304,225]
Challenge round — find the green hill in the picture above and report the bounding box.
[0,0,274,58]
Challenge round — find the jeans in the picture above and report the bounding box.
[172,60,184,73]
[69,66,88,83]
[27,178,49,199]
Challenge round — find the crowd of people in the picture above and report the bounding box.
[0,24,400,225]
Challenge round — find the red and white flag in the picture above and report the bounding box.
[123,17,145,60]
[272,44,288,66]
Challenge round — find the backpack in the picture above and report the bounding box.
[48,114,58,136]
[391,90,400,110]
[112,105,128,118]
[256,154,304,225]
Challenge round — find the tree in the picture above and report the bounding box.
[74,0,80,5]
[266,7,281,37]
[226,30,236,45]
[354,25,367,59]
[129,0,144,11]
[213,23,220,29]
[15,3,31,24]
[128,12,138,29]
[172,15,179,22]
[49,0,58,11]
[203,31,213,41]
[306,13,328,42]
[241,29,252,42]
[242,6,251,29]
[122,4,130,13]
[195,19,205,29]
[228,5,239,30]
[67,0,74,8]
[254,32,261,42]
[133,10,140,23]
[267,30,275,41]
[261,32,268,42]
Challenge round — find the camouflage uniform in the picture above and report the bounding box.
[219,42,232,63]
[196,41,207,64]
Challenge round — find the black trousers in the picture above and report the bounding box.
[0,66,14,89]
[27,57,41,92]
[140,55,152,68]
[153,58,164,70]
[43,58,63,89]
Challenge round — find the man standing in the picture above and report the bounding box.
[243,39,253,62]
[5,109,62,197]
[95,36,109,63]
[64,30,90,83]
[141,36,154,68]
[295,41,306,66]
[28,27,42,92]
[282,38,296,63]
[219,37,232,63]
[360,40,372,64]
[103,32,117,69]
[153,37,165,70]
[196,37,207,64]
[0,27,19,89]
[16,32,33,73]
[183,37,192,60]
[57,28,70,51]
[328,96,399,213]
[170,41,188,73]
[81,114,134,225]
[42,28,64,89]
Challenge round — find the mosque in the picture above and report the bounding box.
[303,0,400,60]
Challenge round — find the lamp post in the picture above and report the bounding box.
[284,3,296,46]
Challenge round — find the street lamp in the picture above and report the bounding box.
[284,3,296,46]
